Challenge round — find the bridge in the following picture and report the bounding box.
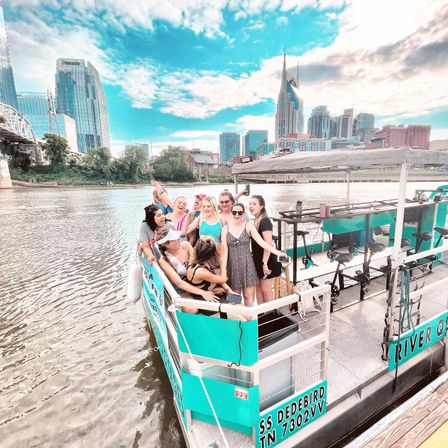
[0,101,39,188]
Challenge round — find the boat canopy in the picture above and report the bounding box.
[231,147,448,175]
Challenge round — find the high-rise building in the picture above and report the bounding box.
[307,106,333,139]
[125,142,151,161]
[275,53,304,142]
[244,130,268,156]
[219,132,240,164]
[337,108,354,138]
[17,91,79,152]
[0,2,18,109]
[353,113,375,143]
[55,59,110,153]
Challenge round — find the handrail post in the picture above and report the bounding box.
[384,162,408,359]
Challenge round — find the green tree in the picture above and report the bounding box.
[41,133,68,170]
[153,146,195,182]
[84,146,112,179]
[120,145,147,183]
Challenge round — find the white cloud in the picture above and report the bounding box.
[8,15,111,92]
[233,114,275,141]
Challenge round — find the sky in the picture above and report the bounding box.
[6,0,448,156]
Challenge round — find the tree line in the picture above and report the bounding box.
[8,134,197,184]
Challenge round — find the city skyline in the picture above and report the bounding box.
[5,0,448,155]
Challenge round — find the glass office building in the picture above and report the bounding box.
[17,91,79,152]
[55,59,110,153]
[244,130,268,156]
[219,132,240,164]
[0,2,18,109]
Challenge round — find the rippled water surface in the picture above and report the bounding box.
[0,182,442,447]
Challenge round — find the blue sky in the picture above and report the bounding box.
[7,0,448,155]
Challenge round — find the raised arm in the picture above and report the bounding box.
[247,222,285,257]
[153,180,174,208]
[184,216,200,235]
[159,258,219,302]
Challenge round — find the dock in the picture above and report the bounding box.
[347,370,448,448]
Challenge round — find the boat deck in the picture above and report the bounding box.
[183,264,448,448]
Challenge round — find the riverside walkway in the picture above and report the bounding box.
[348,371,448,448]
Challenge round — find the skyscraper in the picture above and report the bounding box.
[0,1,18,109]
[244,130,268,156]
[17,91,79,152]
[307,106,332,139]
[55,59,110,153]
[219,132,240,164]
[337,108,354,138]
[275,53,304,142]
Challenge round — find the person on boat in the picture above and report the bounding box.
[152,180,173,215]
[183,196,223,244]
[139,205,175,263]
[219,189,249,225]
[185,193,207,246]
[249,195,282,303]
[185,236,233,305]
[221,203,287,307]
[155,227,219,312]
[166,196,188,235]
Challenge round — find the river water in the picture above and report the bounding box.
[0,181,443,448]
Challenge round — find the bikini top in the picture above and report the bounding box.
[185,265,211,290]
[199,219,222,243]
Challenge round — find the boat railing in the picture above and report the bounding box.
[175,285,331,426]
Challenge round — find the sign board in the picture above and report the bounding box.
[389,311,448,370]
[256,381,327,448]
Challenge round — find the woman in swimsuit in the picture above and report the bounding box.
[155,227,218,312]
[185,237,232,306]
[222,203,287,306]
[183,196,223,244]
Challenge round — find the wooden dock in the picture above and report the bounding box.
[347,371,448,448]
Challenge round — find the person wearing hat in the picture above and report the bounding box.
[155,227,219,311]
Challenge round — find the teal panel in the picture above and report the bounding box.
[419,204,436,253]
[389,311,448,370]
[370,210,396,227]
[322,215,365,234]
[191,411,253,435]
[142,294,186,428]
[183,371,259,429]
[177,312,258,366]
[256,381,327,448]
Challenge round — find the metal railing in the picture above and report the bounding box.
[0,101,36,143]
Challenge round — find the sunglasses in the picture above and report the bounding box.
[220,200,230,204]
[232,210,244,216]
